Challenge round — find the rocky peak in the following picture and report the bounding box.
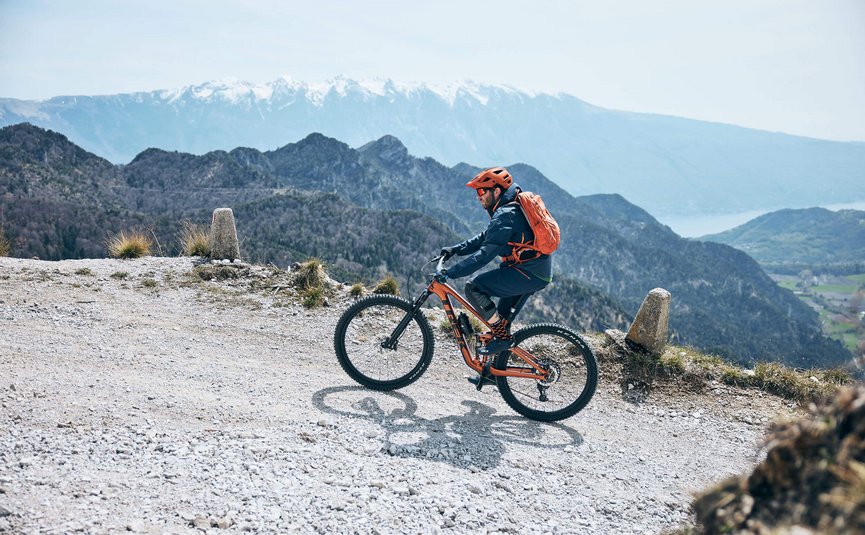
[358,135,410,167]
[0,123,111,170]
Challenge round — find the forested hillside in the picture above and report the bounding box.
[0,123,851,368]
[702,207,865,271]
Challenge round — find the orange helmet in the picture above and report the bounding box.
[466,167,512,191]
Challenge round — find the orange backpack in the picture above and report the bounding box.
[504,191,561,263]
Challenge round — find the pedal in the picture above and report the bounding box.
[477,337,513,355]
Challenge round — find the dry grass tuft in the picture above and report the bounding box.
[302,287,326,309]
[349,283,365,298]
[293,259,327,292]
[372,274,400,296]
[0,224,11,257]
[106,230,153,259]
[178,222,210,257]
[290,259,332,309]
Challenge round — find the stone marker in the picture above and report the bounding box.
[625,288,671,355]
[209,208,240,261]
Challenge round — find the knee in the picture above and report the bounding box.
[464,280,476,296]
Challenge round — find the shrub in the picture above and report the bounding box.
[74,268,93,276]
[0,224,10,257]
[110,271,129,280]
[142,278,158,288]
[349,283,365,298]
[178,222,210,257]
[373,274,400,296]
[692,386,865,534]
[106,230,153,259]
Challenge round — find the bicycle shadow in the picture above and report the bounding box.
[312,385,584,470]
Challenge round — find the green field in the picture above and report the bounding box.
[773,272,865,355]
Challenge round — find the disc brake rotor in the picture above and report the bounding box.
[538,358,561,386]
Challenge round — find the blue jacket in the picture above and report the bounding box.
[446,184,553,282]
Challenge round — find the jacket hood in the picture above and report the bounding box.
[487,184,522,217]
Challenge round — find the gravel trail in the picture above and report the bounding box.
[0,257,802,534]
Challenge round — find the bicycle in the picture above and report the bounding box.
[333,256,598,422]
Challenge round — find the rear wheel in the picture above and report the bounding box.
[334,295,434,390]
[494,323,597,422]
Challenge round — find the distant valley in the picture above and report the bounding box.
[0,123,852,370]
[702,207,865,360]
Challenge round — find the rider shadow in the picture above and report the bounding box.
[312,385,584,470]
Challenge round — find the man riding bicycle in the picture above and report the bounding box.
[439,167,553,383]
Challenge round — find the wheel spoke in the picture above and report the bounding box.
[495,325,598,421]
[334,295,434,390]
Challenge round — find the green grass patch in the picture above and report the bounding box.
[845,273,865,284]
[776,280,799,291]
[813,283,858,293]
[643,345,856,404]
[841,333,859,352]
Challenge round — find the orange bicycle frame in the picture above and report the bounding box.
[427,279,549,380]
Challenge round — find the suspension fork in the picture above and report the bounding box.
[380,288,432,349]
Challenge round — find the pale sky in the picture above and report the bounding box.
[1,0,864,141]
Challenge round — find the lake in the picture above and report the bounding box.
[654,201,865,238]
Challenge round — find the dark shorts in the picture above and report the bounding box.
[465,266,549,320]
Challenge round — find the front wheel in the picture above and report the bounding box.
[334,294,434,390]
[494,323,598,422]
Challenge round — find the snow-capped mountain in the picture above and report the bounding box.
[2,75,864,216]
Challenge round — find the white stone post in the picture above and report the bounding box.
[625,288,671,355]
[209,208,240,261]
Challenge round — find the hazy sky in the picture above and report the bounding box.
[1,0,863,141]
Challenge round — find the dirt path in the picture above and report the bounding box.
[0,257,802,534]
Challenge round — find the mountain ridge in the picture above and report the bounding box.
[701,207,865,268]
[3,77,864,217]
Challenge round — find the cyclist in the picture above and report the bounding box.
[439,167,553,382]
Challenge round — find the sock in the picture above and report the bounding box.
[490,319,512,340]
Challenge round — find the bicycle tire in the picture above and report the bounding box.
[334,294,434,391]
[494,323,598,422]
